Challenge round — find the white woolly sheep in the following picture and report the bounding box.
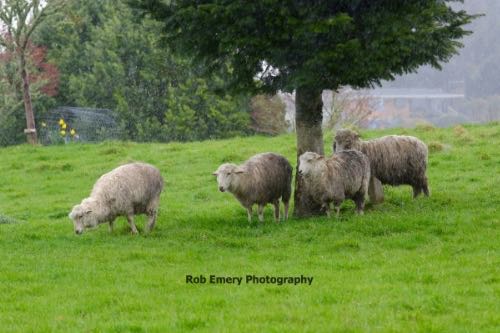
[213,153,292,222]
[334,129,429,202]
[69,162,164,235]
[299,150,370,216]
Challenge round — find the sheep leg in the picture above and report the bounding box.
[108,220,115,232]
[422,177,430,197]
[323,203,331,218]
[413,186,422,198]
[146,209,157,233]
[273,200,280,223]
[127,214,139,234]
[283,201,289,221]
[354,192,365,214]
[146,196,160,232]
[332,200,342,218]
[368,177,384,203]
[258,204,264,223]
[246,206,253,223]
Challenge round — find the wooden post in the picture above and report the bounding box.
[20,53,37,145]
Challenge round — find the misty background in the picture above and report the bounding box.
[318,0,500,129]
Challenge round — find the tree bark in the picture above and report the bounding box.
[293,86,325,217]
[20,53,37,145]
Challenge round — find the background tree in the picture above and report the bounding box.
[35,0,251,142]
[324,89,374,130]
[0,39,58,146]
[133,0,476,216]
[0,0,63,144]
[250,94,288,135]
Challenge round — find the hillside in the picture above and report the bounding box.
[0,123,499,332]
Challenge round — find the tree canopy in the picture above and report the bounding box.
[134,0,477,93]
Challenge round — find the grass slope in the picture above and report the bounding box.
[0,123,499,332]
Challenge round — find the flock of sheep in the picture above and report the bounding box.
[69,129,429,235]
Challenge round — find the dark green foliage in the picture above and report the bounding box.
[0,108,24,146]
[133,0,477,93]
[163,78,252,141]
[33,0,251,143]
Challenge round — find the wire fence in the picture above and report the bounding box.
[38,107,123,145]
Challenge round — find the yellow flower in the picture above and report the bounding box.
[62,123,67,130]
[70,129,76,136]
[60,130,66,136]
[59,118,65,126]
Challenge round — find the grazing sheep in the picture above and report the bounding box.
[69,162,164,235]
[213,153,292,222]
[334,129,429,201]
[299,150,370,217]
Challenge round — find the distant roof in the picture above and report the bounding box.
[357,88,465,99]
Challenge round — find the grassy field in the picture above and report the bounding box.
[0,122,499,332]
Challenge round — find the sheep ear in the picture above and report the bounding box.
[85,209,92,214]
[212,172,218,176]
[234,166,246,174]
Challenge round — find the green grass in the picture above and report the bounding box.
[0,123,499,332]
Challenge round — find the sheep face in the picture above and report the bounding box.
[212,163,245,192]
[68,199,99,235]
[299,152,323,176]
[334,129,360,152]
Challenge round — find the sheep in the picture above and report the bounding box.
[69,162,164,235]
[213,153,292,223]
[299,150,370,217]
[334,129,429,202]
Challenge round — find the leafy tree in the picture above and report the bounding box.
[132,0,476,216]
[0,37,59,146]
[34,0,251,142]
[0,0,64,144]
[163,77,251,141]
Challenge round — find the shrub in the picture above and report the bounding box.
[249,94,288,135]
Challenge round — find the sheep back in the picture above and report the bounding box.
[360,135,428,186]
[335,129,428,188]
[91,162,164,215]
[232,153,292,206]
[326,150,370,201]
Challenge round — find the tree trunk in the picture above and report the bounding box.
[293,86,325,217]
[20,53,37,145]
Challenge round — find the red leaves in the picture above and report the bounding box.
[0,34,59,97]
[28,44,59,96]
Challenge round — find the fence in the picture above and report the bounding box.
[38,107,123,145]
